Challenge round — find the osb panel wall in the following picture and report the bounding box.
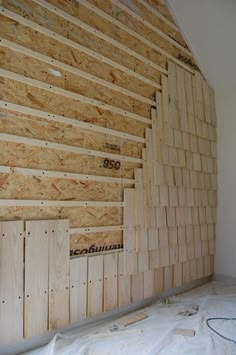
[0,0,217,329]
[0,0,199,254]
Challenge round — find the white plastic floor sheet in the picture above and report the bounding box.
[26,281,236,355]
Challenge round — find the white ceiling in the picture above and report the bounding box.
[166,0,236,92]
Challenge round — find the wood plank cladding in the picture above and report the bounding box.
[0,0,217,345]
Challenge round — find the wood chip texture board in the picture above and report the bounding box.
[0,0,217,346]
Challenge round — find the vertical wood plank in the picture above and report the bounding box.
[0,221,24,345]
[168,61,179,129]
[173,263,183,288]
[49,219,70,331]
[124,188,138,275]
[162,74,170,144]
[164,265,173,289]
[70,256,87,323]
[131,272,144,303]
[138,250,149,272]
[104,253,118,312]
[88,255,103,317]
[124,188,136,252]
[154,267,164,294]
[118,253,131,308]
[24,220,49,338]
[144,270,155,299]
[135,168,147,251]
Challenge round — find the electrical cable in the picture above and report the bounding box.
[206,317,236,344]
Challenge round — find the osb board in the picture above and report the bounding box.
[0,47,151,118]
[147,0,177,23]
[0,206,123,227]
[2,0,163,82]
[0,220,24,345]
[0,16,157,99]
[86,0,185,47]
[47,0,167,68]
[70,231,123,256]
[0,141,139,179]
[83,0,193,63]
[0,78,148,138]
[0,173,129,201]
[0,109,144,159]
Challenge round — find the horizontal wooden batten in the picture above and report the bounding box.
[0,133,142,164]
[0,101,146,144]
[77,1,182,73]
[0,7,161,90]
[0,38,155,106]
[31,0,167,75]
[0,166,135,185]
[0,200,124,207]
[115,0,190,55]
[113,1,194,73]
[71,225,124,234]
[79,0,189,58]
[0,68,151,125]
[137,0,180,32]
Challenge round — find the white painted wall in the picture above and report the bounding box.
[167,0,236,277]
[215,89,236,277]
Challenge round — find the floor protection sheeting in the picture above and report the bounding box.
[26,281,236,355]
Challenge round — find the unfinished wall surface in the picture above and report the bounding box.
[0,0,217,346]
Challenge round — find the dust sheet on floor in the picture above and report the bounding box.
[25,281,236,355]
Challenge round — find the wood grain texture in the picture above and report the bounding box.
[48,219,70,330]
[70,256,88,323]
[0,221,24,345]
[118,252,131,307]
[103,253,118,311]
[87,255,103,317]
[24,220,49,338]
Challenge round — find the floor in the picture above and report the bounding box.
[25,281,236,355]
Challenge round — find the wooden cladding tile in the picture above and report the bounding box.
[0,0,217,343]
[24,219,70,337]
[70,257,88,323]
[87,255,103,317]
[0,221,24,345]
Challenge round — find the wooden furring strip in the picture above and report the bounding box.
[71,225,124,234]
[0,200,124,207]
[77,0,172,74]
[0,100,146,144]
[0,165,135,185]
[137,0,180,32]
[0,38,155,106]
[31,0,167,74]
[0,221,24,345]
[79,0,189,58]
[114,0,192,57]
[0,7,161,89]
[0,132,142,164]
[0,68,150,125]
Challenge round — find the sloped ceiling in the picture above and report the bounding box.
[167,0,236,92]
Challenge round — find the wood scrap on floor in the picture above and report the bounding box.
[174,328,196,337]
[111,311,148,331]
